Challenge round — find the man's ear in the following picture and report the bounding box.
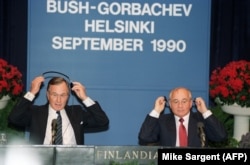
[168,101,172,109]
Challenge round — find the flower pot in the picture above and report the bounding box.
[0,95,10,109]
[221,103,250,141]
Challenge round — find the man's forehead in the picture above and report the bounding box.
[49,84,69,92]
[172,89,189,96]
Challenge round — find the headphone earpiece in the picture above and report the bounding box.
[70,82,74,88]
[192,98,196,107]
[164,96,170,107]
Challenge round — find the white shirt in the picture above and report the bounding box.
[24,91,95,145]
[43,107,76,145]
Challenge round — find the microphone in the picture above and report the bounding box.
[197,122,206,148]
[51,119,57,144]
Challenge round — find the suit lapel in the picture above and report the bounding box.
[165,115,177,146]
[38,105,49,138]
[188,113,198,145]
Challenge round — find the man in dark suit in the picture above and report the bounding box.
[8,76,109,145]
[138,87,227,147]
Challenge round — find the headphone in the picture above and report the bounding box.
[42,71,74,88]
[42,71,77,106]
[164,96,196,108]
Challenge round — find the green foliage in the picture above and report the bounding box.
[210,104,234,136]
[208,104,239,148]
[0,98,25,143]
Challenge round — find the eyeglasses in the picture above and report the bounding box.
[49,92,69,99]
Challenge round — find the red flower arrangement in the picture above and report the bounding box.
[0,58,24,99]
[209,60,250,107]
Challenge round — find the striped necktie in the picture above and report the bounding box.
[55,111,62,145]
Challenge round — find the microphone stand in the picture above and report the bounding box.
[51,119,57,145]
[197,122,206,148]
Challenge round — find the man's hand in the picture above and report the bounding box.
[194,97,208,114]
[30,76,45,95]
[154,96,166,114]
[71,82,88,101]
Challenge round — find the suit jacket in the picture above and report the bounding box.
[138,111,227,147]
[8,97,109,145]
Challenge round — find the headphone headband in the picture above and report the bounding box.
[42,71,73,88]
[42,71,71,81]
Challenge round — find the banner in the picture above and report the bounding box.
[27,0,211,145]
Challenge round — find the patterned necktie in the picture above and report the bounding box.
[55,111,62,145]
[51,119,57,144]
[179,118,187,147]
